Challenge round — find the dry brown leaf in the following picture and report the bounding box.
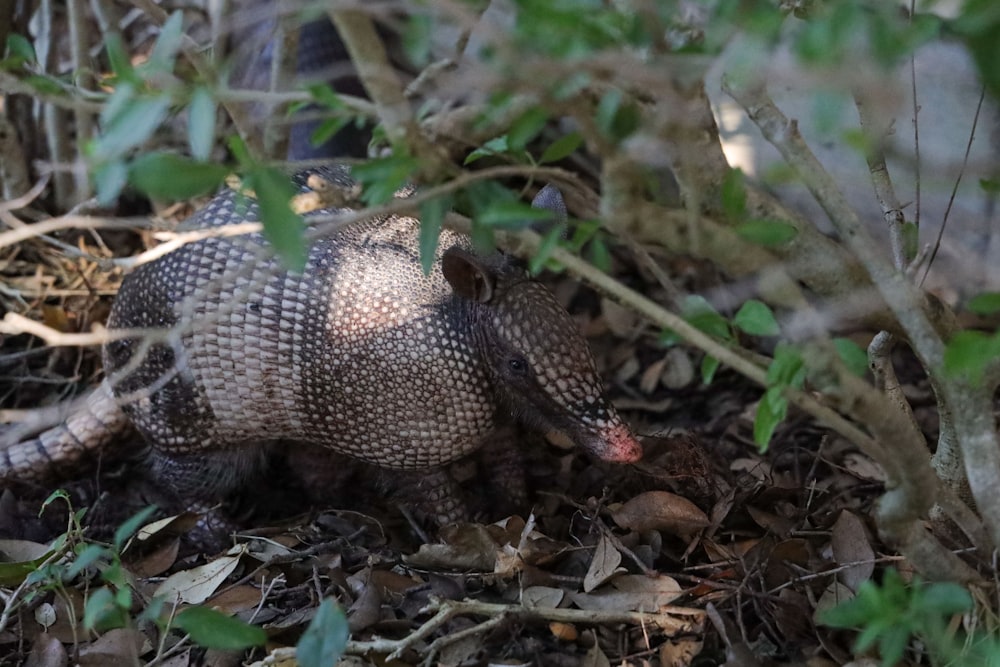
[611,491,710,538]
[600,297,640,337]
[23,634,67,667]
[640,356,670,394]
[402,523,497,571]
[549,622,578,641]
[659,637,703,667]
[205,585,263,614]
[153,544,247,604]
[571,574,682,612]
[747,507,794,538]
[522,586,565,609]
[831,511,875,593]
[127,537,180,578]
[842,453,886,482]
[661,348,695,389]
[814,581,855,624]
[77,628,149,667]
[583,534,624,592]
[582,632,611,667]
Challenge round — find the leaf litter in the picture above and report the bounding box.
[1,198,909,666]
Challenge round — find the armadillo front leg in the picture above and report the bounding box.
[477,424,529,512]
[145,444,270,549]
[384,467,468,526]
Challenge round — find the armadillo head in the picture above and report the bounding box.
[442,247,642,464]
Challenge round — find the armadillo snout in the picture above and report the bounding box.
[550,421,643,464]
[589,422,643,463]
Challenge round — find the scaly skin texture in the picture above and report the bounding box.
[2,167,641,538]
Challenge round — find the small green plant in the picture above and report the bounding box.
[820,568,1000,667]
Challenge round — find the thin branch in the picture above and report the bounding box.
[921,85,986,287]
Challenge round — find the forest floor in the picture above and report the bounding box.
[0,216,915,667]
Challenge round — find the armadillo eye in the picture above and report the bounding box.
[507,355,529,375]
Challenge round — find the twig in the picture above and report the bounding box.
[339,597,704,662]
[921,85,986,287]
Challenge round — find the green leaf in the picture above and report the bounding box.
[735,219,798,246]
[981,178,1000,194]
[113,505,159,550]
[0,541,53,586]
[245,167,307,271]
[529,224,565,275]
[833,338,869,377]
[418,194,452,275]
[943,329,1000,383]
[878,624,911,667]
[967,292,1000,316]
[187,86,216,161]
[721,168,747,221]
[128,153,229,201]
[733,299,780,337]
[587,237,611,272]
[595,88,639,143]
[402,12,433,68]
[84,587,128,631]
[227,135,252,167]
[93,93,173,162]
[23,74,64,95]
[918,583,973,616]
[310,117,351,148]
[767,343,807,388]
[93,160,129,206]
[478,201,553,228]
[146,10,184,73]
[753,386,787,449]
[508,107,548,150]
[174,606,267,650]
[465,135,511,165]
[680,295,732,341]
[351,155,419,205]
[65,543,109,579]
[6,34,36,63]
[701,355,720,384]
[296,599,350,667]
[539,132,582,164]
[104,34,135,81]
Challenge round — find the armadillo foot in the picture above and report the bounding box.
[383,467,468,527]
[478,425,530,512]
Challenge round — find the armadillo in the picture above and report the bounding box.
[1,166,642,534]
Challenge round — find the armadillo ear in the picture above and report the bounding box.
[442,247,496,303]
[531,184,567,223]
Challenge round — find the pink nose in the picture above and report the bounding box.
[597,423,643,463]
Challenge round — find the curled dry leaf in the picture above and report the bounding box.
[583,534,624,592]
[831,511,875,593]
[549,622,579,641]
[611,491,710,538]
[600,296,641,338]
[661,347,695,389]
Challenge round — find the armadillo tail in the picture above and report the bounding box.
[1,380,130,482]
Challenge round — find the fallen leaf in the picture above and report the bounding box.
[24,634,67,667]
[611,491,710,538]
[571,574,682,611]
[583,534,623,592]
[522,586,565,609]
[831,511,875,593]
[77,628,150,667]
[154,544,247,604]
